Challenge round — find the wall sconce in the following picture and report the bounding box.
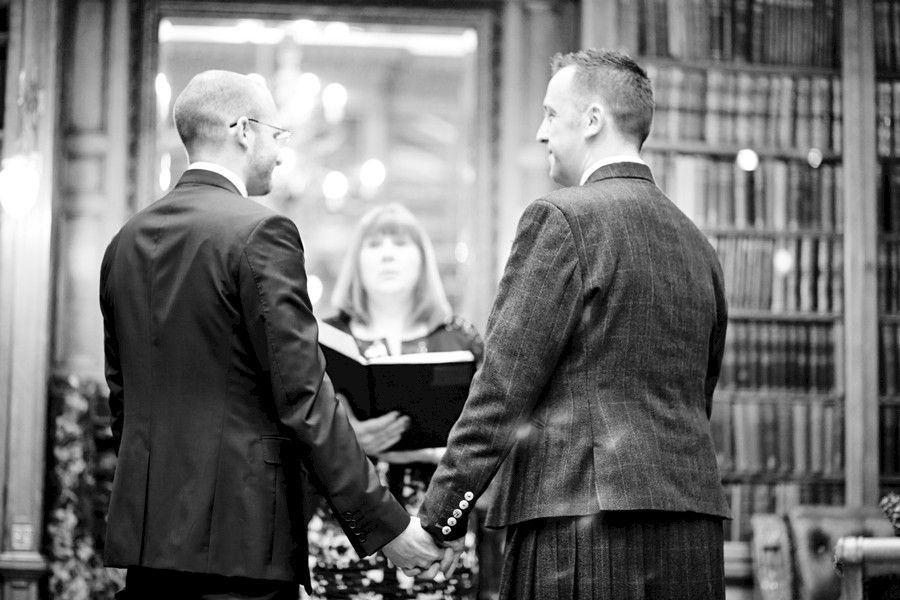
[0,70,43,220]
[0,152,41,219]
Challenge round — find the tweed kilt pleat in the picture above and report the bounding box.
[498,511,726,600]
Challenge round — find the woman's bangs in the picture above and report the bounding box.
[365,212,420,242]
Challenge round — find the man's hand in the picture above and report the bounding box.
[381,517,442,571]
[438,536,465,577]
[402,535,465,581]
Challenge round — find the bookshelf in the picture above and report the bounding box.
[628,0,846,543]
[582,0,884,582]
[581,0,885,551]
[0,1,7,134]
[876,0,900,497]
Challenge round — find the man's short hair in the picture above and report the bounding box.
[550,48,654,148]
[172,70,267,152]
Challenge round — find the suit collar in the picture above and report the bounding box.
[175,168,243,197]
[583,161,655,186]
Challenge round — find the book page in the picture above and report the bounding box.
[316,320,366,364]
[368,350,475,365]
[317,319,474,365]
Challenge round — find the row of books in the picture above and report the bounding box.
[878,162,900,233]
[875,0,900,73]
[710,234,843,314]
[880,322,900,396]
[876,80,900,158]
[711,395,843,476]
[723,480,844,542]
[878,242,900,314]
[646,67,840,151]
[647,152,844,232]
[880,402,900,475]
[620,0,840,67]
[719,320,840,391]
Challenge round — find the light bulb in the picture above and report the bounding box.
[0,154,41,219]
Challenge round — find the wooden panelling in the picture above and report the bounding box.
[0,0,59,595]
[496,0,571,278]
[54,0,131,378]
[842,0,879,507]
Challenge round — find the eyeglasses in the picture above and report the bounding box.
[229,117,292,143]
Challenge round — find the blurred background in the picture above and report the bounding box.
[155,16,481,317]
[0,1,892,599]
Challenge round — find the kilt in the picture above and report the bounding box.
[499,511,726,600]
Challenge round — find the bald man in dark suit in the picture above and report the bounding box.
[100,70,440,599]
[418,49,731,599]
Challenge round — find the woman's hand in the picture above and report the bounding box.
[349,411,410,455]
[377,447,446,465]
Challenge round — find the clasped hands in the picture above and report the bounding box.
[381,516,465,581]
[349,409,460,577]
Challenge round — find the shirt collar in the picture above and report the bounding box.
[580,155,646,186]
[187,162,248,197]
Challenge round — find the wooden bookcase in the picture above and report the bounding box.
[0,0,7,134]
[582,0,882,555]
[636,0,846,544]
[876,0,900,499]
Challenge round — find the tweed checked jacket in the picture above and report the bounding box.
[419,162,731,542]
[100,170,408,585]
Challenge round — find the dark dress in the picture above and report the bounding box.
[306,313,484,600]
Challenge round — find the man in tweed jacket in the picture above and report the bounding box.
[417,49,731,598]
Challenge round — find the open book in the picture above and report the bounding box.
[317,320,476,450]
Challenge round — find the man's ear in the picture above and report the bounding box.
[584,103,605,139]
[232,117,252,150]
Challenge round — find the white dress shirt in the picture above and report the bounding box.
[580,155,647,186]
[187,162,248,197]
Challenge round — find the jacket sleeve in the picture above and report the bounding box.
[705,256,729,418]
[239,214,409,557]
[100,239,125,456]
[419,200,582,542]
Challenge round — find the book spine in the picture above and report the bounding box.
[762,399,780,471]
[831,79,842,153]
[809,397,824,475]
[706,69,725,145]
[879,81,893,158]
[777,392,794,473]
[792,396,809,474]
[711,393,734,472]
[816,235,832,313]
[885,322,898,397]
[731,0,749,62]
[882,401,898,475]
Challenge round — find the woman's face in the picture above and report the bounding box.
[358,230,423,300]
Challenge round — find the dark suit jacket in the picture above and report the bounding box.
[99,169,408,585]
[419,162,731,542]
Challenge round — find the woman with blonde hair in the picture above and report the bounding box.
[306,203,484,599]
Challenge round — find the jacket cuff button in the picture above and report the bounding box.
[464,491,474,501]
[441,526,452,535]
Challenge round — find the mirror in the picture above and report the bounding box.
[154,13,490,323]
